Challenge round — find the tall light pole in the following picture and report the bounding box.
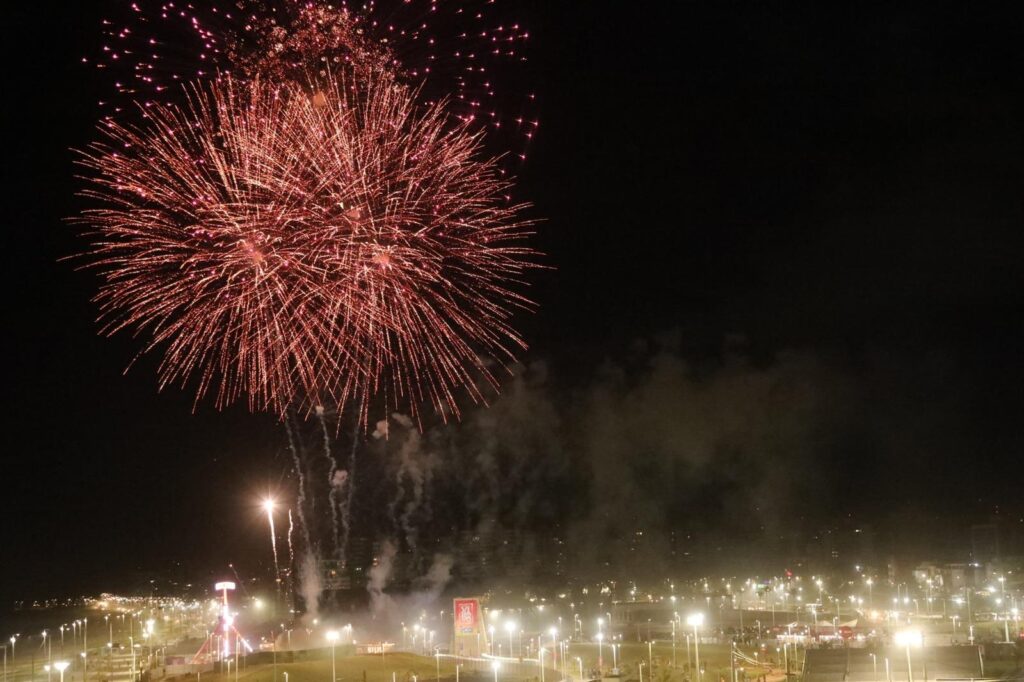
[671,621,677,669]
[492,660,500,682]
[504,622,516,660]
[129,637,136,682]
[595,633,603,670]
[894,630,922,682]
[54,661,69,682]
[687,614,704,682]
[548,628,558,670]
[326,631,339,682]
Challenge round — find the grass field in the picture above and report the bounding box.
[195,652,533,682]
[565,640,788,677]
[192,640,788,682]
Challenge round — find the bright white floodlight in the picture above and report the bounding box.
[895,630,922,647]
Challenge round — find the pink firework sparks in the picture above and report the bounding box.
[75,72,539,421]
[86,0,537,160]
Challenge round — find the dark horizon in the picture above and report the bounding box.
[3,2,1024,602]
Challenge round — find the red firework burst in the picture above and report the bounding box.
[75,73,538,420]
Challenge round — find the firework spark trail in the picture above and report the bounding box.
[316,404,343,557]
[284,416,313,553]
[266,505,281,587]
[338,424,359,565]
[286,508,296,573]
[77,73,538,421]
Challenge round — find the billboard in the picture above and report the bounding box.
[454,598,480,633]
[452,597,487,657]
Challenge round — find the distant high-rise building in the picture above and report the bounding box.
[971,523,1001,562]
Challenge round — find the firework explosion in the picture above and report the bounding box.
[77,71,537,419]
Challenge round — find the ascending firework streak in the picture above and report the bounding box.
[284,414,314,552]
[262,498,281,596]
[318,404,343,555]
[339,428,359,565]
[286,509,295,576]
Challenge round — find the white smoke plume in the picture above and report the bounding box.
[298,551,322,623]
[385,414,440,552]
[364,542,454,634]
[367,539,397,617]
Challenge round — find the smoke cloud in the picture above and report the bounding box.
[290,333,995,594]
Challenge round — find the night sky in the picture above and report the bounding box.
[4,3,1024,600]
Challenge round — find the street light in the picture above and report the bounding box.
[54,661,69,682]
[686,614,704,682]
[326,631,340,682]
[492,660,500,682]
[504,622,516,658]
[894,630,922,682]
[548,627,558,669]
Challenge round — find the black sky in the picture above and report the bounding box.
[3,2,1024,599]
